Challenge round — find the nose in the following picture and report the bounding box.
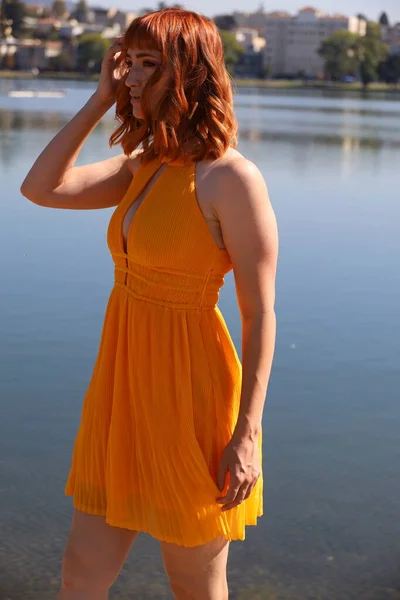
[125,67,142,89]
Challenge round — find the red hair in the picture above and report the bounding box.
[109,7,238,164]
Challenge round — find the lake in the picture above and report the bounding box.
[1,78,400,600]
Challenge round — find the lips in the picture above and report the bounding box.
[130,94,140,101]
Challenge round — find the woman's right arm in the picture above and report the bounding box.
[20,36,135,210]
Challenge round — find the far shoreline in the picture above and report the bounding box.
[1,69,400,94]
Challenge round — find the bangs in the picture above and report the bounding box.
[111,8,238,164]
[123,15,165,56]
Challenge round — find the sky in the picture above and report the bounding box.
[92,0,400,23]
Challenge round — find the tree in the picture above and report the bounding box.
[51,0,67,18]
[219,29,244,74]
[378,53,400,86]
[214,14,237,31]
[319,23,387,87]
[378,11,389,26]
[48,50,74,71]
[77,32,109,72]
[3,0,26,37]
[359,22,388,88]
[71,0,89,22]
[360,54,376,88]
[318,30,360,80]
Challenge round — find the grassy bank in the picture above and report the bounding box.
[0,70,98,81]
[1,69,400,93]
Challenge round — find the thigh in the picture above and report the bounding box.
[160,536,229,599]
[62,509,139,588]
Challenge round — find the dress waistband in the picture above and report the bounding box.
[112,253,223,311]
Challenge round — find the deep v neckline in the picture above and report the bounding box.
[120,159,169,255]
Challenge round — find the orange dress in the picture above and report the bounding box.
[65,157,263,547]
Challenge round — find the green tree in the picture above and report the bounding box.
[359,54,376,87]
[318,30,360,80]
[139,7,153,15]
[51,0,67,18]
[359,22,388,88]
[378,53,400,86]
[45,26,61,41]
[48,50,74,71]
[378,11,389,26]
[214,14,237,31]
[263,63,271,79]
[71,0,89,22]
[219,29,244,75]
[3,0,26,37]
[77,32,109,72]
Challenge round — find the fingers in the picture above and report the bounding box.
[220,482,250,512]
[216,470,260,511]
[217,481,243,508]
[107,36,124,56]
[102,37,125,70]
[244,478,257,500]
[112,34,125,45]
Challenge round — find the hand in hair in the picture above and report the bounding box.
[93,35,127,107]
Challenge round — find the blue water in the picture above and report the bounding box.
[1,79,400,599]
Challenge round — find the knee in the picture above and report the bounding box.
[168,571,228,600]
[61,545,110,593]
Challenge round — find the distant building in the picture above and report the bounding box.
[78,22,121,38]
[24,4,48,17]
[0,37,18,69]
[235,27,266,51]
[58,20,84,38]
[86,6,136,31]
[35,16,60,35]
[234,6,366,78]
[382,22,400,55]
[234,27,266,78]
[0,38,63,70]
[87,6,109,26]
[106,9,137,33]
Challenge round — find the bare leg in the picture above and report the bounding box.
[57,509,139,600]
[160,536,229,600]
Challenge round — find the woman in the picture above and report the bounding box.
[21,7,278,599]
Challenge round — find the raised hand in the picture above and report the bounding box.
[93,35,127,107]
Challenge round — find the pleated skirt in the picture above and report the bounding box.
[65,285,263,547]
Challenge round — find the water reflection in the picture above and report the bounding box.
[236,100,400,118]
[1,108,399,152]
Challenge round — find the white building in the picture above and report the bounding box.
[86,7,137,31]
[234,6,366,78]
[234,27,266,78]
[235,27,266,53]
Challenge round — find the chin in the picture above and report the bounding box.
[131,106,144,119]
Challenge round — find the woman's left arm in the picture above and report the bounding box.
[214,158,278,511]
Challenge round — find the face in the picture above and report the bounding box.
[124,47,164,119]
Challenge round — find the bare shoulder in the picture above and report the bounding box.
[197,147,272,216]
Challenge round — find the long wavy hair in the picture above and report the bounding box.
[109,7,238,164]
